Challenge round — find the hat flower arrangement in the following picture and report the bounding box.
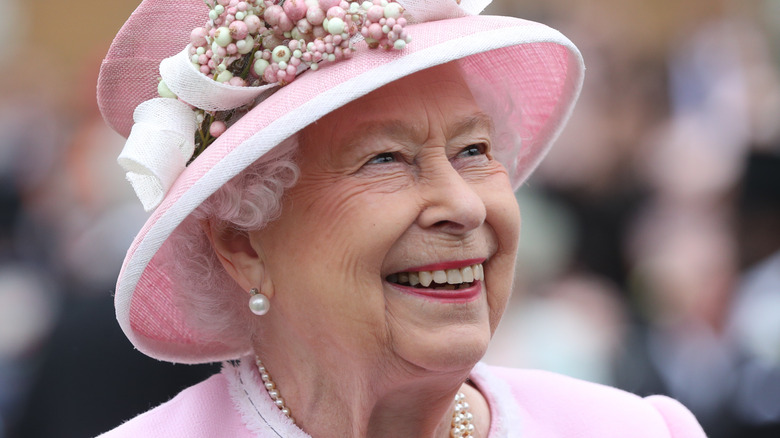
[123,0,413,212]
[186,0,413,150]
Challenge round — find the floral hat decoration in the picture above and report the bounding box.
[98,0,585,364]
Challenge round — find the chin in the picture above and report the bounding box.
[382,279,499,373]
[397,321,492,374]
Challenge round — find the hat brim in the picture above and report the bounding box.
[102,6,584,363]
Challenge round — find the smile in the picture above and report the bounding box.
[385,263,484,290]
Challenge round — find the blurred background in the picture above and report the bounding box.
[0,0,778,437]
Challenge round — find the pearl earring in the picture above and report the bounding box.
[248,288,270,316]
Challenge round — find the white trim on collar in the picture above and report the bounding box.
[224,359,522,437]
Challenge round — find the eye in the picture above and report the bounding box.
[457,143,487,158]
[366,152,397,165]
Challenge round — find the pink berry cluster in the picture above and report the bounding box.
[183,0,411,88]
[359,1,409,49]
[164,0,412,160]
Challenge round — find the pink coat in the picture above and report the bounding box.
[97,359,706,437]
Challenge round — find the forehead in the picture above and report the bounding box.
[302,63,485,147]
[348,62,475,114]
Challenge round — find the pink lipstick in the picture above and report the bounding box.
[388,280,483,303]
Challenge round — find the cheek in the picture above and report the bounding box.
[477,166,521,256]
[270,178,420,290]
[489,192,521,254]
[481,179,521,331]
[265,181,423,347]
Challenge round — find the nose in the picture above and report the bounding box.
[416,158,487,235]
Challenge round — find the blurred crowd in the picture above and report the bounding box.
[1,0,779,437]
[485,1,780,437]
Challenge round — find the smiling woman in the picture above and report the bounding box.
[95,0,705,437]
[235,64,520,381]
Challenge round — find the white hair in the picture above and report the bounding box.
[168,136,299,348]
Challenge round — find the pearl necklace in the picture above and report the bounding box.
[451,392,475,437]
[255,357,475,437]
[256,358,294,422]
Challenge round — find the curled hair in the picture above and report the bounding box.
[168,136,299,349]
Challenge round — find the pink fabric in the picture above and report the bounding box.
[484,366,707,437]
[98,0,206,136]
[95,374,252,438]
[96,363,707,437]
[645,395,709,438]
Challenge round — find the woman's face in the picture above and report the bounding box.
[250,64,520,373]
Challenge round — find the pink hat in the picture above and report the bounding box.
[98,0,584,364]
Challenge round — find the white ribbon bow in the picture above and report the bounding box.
[161,47,277,112]
[118,48,279,212]
[398,0,490,22]
[118,98,198,211]
[118,0,492,212]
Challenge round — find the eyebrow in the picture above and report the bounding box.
[345,111,495,152]
[449,112,495,138]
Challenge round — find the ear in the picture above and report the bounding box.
[202,219,274,298]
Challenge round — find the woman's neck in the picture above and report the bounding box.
[254,343,485,438]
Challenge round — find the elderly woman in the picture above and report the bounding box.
[96,0,705,437]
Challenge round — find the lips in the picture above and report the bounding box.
[386,263,484,290]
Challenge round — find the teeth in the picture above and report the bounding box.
[419,271,433,287]
[462,266,474,282]
[446,269,463,284]
[387,263,484,287]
